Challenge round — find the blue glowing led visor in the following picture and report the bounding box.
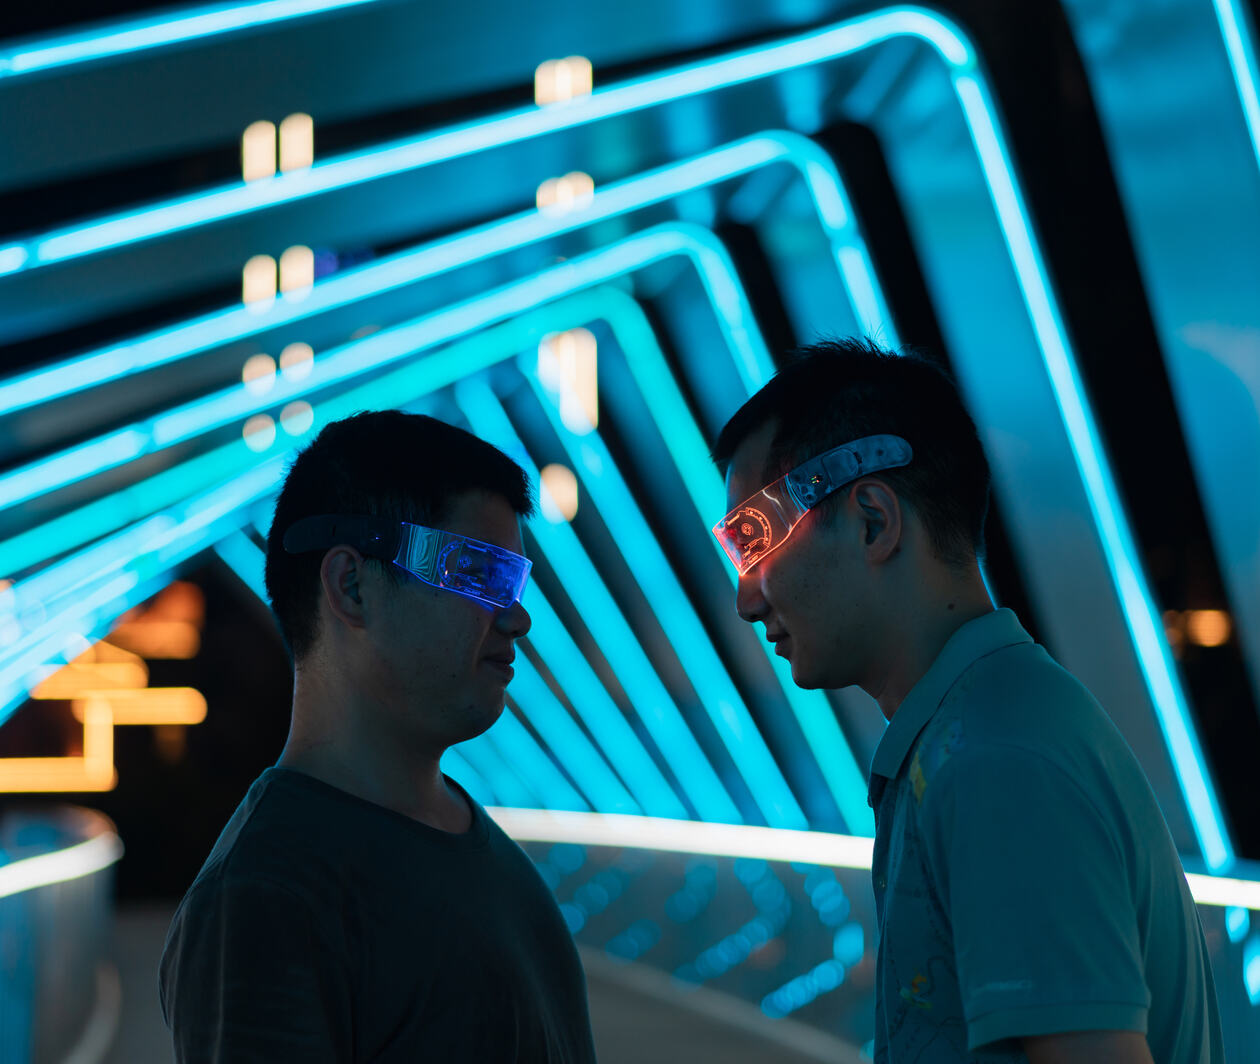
[713,434,913,575]
[283,515,532,609]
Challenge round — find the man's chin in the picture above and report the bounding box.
[449,701,506,746]
[789,660,846,691]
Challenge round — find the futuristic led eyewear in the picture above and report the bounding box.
[283,514,532,609]
[713,434,913,575]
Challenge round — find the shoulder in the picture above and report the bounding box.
[180,771,356,918]
[915,643,1113,792]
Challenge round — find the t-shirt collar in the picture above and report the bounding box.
[868,608,1032,788]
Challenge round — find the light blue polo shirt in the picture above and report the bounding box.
[867,609,1224,1062]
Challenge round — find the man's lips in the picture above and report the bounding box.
[483,653,515,677]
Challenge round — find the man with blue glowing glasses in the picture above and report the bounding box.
[713,339,1223,1064]
[161,411,597,1063]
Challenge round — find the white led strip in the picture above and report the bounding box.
[489,808,1260,911]
[0,832,123,899]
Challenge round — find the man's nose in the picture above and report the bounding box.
[735,570,768,624]
[495,598,531,638]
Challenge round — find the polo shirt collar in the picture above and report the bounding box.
[869,608,1032,787]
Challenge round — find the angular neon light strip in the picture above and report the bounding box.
[523,369,808,830]
[0,0,380,77]
[953,71,1231,873]
[0,229,871,826]
[455,734,540,808]
[212,529,268,602]
[223,512,683,816]
[587,290,873,834]
[506,655,640,814]
[0,1,1231,868]
[5,291,731,825]
[0,7,959,278]
[0,201,788,512]
[0,131,876,415]
[0,832,124,899]
[1212,0,1260,171]
[521,584,688,819]
[0,225,757,591]
[486,808,1260,911]
[437,748,494,807]
[492,706,589,812]
[455,375,742,824]
[0,459,286,709]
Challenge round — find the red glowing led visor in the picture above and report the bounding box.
[283,515,532,609]
[713,434,913,574]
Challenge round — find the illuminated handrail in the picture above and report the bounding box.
[485,807,1260,911]
[0,815,122,899]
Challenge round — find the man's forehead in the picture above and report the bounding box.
[724,420,781,500]
[444,489,525,546]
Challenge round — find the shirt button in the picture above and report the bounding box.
[875,876,887,890]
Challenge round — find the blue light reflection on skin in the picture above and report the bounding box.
[0,131,882,416]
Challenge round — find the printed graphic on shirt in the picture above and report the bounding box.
[910,718,965,806]
[900,971,933,1010]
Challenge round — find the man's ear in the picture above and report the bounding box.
[851,478,902,563]
[319,546,369,631]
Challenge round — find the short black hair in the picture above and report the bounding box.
[712,337,990,568]
[264,410,534,661]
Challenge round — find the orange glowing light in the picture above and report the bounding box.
[0,698,116,792]
[103,620,200,659]
[31,661,149,699]
[71,687,206,726]
[1186,609,1231,647]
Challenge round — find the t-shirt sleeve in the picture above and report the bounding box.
[160,874,352,1063]
[917,744,1150,1052]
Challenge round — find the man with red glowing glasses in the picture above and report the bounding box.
[161,411,596,1063]
[712,339,1222,1063]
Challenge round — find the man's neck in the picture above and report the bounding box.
[278,670,472,834]
[869,575,994,723]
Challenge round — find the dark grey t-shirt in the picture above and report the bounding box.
[160,766,597,1063]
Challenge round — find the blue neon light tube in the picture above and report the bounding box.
[0,284,747,825]
[563,289,873,833]
[521,368,807,830]
[0,132,884,416]
[0,0,382,78]
[519,583,688,819]
[1212,0,1260,171]
[454,375,742,824]
[0,225,760,583]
